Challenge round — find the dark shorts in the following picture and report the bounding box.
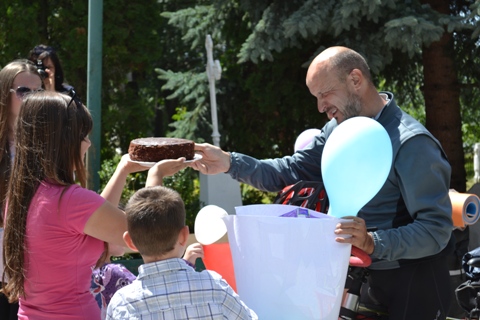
[0,283,18,320]
[362,256,451,320]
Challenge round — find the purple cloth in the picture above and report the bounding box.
[280,207,324,218]
[91,263,136,317]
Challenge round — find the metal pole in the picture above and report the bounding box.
[205,35,222,147]
[200,35,243,215]
[474,143,480,183]
[86,0,103,191]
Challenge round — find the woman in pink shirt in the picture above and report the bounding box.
[2,91,188,319]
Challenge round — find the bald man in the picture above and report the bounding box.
[190,47,453,319]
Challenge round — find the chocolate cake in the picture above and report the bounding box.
[128,137,195,162]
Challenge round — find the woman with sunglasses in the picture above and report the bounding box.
[1,91,188,319]
[0,59,42,320]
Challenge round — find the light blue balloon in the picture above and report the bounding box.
[321,117,392,218]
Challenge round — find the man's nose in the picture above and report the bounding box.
[318,100,326,113]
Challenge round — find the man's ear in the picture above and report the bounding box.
[178,226,190,246]
[349,69,363,88]
[123,231,139,252]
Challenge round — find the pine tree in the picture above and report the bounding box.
[163,0,480,191]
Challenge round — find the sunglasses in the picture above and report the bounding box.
[10,86,43,100]
[67,88,79,108]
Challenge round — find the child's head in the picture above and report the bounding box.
[124,186,187,258]
[14,90,93,187]
[0,59,40,98]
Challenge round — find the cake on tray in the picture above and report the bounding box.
[128,137,195,162]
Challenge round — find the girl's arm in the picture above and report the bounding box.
[145,158,189,187]
[84,201,128,247]
[100,154,147,206]
[89,155,188,247]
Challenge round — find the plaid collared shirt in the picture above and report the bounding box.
[106,258,257,320]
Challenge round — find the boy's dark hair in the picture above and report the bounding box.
[125,186,186,257]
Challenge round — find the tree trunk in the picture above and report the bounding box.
[421,0,466,191]
[38,0,50,41]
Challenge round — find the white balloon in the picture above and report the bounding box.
[294,128,321,152]
[194,205,228,245]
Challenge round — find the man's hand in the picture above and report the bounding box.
[188,143,232,174]
[334,216,374,255]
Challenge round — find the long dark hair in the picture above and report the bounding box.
[2,91,92,301]
[0,60,40,226]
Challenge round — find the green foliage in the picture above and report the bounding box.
[161,5,223,50]
[241,184,277,205]
[468,0,480,39]
[3,0,480,206]
[160,3,327,158]
[223,46,326,158]
[155,68,211,141]
[160,0,480,192]
[163,168,201,232]
[384,16,444,57]
[98,154,147,207]
[460,88,480,153]
[377,77,426,125]
[0,0,210,225]
[98,154,201,231]
[465,152,475,190]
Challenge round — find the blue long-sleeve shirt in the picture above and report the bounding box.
[227,92,453,270]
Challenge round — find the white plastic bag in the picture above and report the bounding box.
[223,204,351,319]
